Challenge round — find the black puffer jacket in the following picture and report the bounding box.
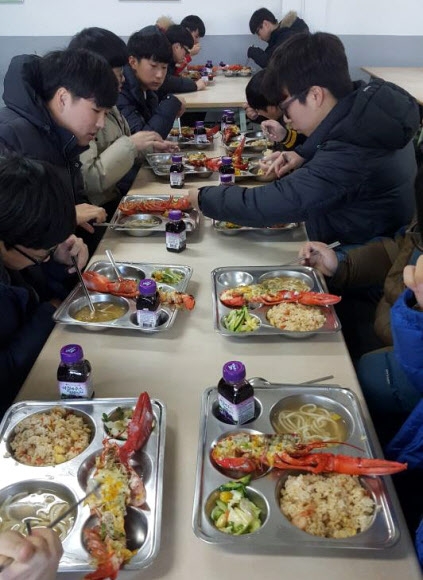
[248,12,309,68]
[0,55,88,203]
[199,80,420,245]
[157,61,197,101]
[117,65,181,138]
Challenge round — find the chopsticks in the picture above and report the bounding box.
[282,241,341,267]
[0,483,100,573]
[71,255,95,316]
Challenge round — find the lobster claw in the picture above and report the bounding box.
[297,291,342,306]
[119,392,154,466]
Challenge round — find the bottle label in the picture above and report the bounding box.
[58,378,93,399]
[218,393,255,424]
[137,309,159,328]
[170,172,184,187]
[194,134,208,144]
[166,231,186,250]
[220,175,235,185]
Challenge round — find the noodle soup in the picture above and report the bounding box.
[271,402,348,443]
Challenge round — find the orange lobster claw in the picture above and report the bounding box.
[297,291,342,306]
[119,392,154,465]
[82,271,112,293]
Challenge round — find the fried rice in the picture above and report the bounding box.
[266,302,326,331]
[9,407,92,466]
[280,473,375,538]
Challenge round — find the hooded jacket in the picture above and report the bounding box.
[248,11,309,69]
[198,79,419,245]
[117,64,181,138]
[0,55,88,204]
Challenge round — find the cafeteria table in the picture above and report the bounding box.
[15,143,422,579]
[174,75,250,131]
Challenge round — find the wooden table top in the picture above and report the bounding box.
[361,66,423,105]
[174,75,250,109]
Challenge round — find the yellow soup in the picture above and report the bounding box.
[73,302,126,323]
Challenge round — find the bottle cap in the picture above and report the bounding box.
[222,361,246,383]
[169,209,182,220]
[171,154,183,163]
[60,344,83,364]
[139,278,157,296]
[195,121,204,126]
[225,109,234,116]
[221,156,233,165]
[220,174,233,185]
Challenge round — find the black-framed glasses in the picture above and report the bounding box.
[12,245,58,266]
[182,45,190,55]
[278,88,310,115]
[406,223,423,251]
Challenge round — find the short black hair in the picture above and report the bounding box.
[262,32,353,104]
[246,69,278,110]
[68,27,128,68]
[0,156,76,249]
[165,24,194,50]
[40,49,118,108]
[180,15,206,37]
[249,8,277,34]
[127,31,173,64]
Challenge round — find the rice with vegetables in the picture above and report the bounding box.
[266,303,326,331]
[280,473,375,538]
[10,407,91,466]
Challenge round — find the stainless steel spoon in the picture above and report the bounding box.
[71,255,95,317]
[105,249,122,281]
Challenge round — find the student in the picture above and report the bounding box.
[68,27,177,213]
[176,15,206,74]
[0,156,88,413]
[187,32,419,245]
[247,9,309,69]
[0,49,115,235]
[158,24,206,99]
[0,529,62,580]
[117,32,185,138]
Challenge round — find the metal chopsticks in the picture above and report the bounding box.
[71,255,95,316]
[282,241,341,267]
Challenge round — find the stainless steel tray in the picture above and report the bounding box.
[192,382,400,549]
[146,153,213,178]
[54,261,193,332]
[110,195,199,236]
[0,397,166,573]
[213,220,299,234]
[166,135,214,150]
[211,265,341,337]
[225,134,273,153]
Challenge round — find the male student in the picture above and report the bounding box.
[158,24,206,99]
[117,32,185,138]
[69,27,177,213]
[176,14,206,74]
[247,9,309,68]
[0,49,115,235]
[188,32,420,245]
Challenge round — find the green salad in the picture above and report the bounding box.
[210,475,262,535]
[151,268,185,285]
[223,306,260,332]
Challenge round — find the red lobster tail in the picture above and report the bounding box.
[83,528,121,580]
[119,392,154,465]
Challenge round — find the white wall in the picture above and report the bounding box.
[0,0,423,37]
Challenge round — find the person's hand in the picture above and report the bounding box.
[298,242,339,277]
[195,79,207,91]
[261,120,287,142]
[259,150,304,178]
[190,43,201,56]
[243,102,259,121]
[75,203,106,234]
[247,46,260,59]
[0,529,62,580]
[175,97,186,118]
[404,254,423,309]
[153,140,180,153]
[53,234,89,272]
[130,130,163,152]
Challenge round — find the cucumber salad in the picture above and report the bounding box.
[223,307,260,332]
[210,476,262,535]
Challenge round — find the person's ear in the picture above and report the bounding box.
[128,55,139,71]
[55,87,70,112]
[308,86,325,109]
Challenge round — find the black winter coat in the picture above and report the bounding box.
[198,80,420,245]
[248,16,309,68]
[157,62,197,101]
[117,65,181,139]
[0,55,88,204]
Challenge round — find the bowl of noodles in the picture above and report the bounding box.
[269,394,353,444]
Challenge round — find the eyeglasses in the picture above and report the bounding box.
[12,245,58,266]
[278,88,310,115]
[182,45,190,55]
[406,223,423,251]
